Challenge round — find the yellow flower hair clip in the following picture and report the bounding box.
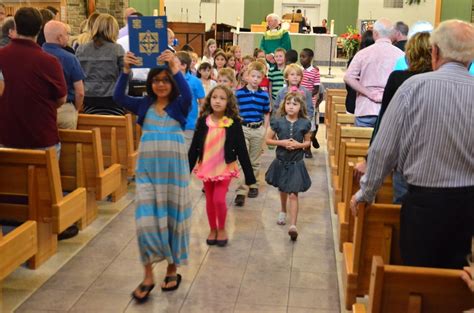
[218,117,234,128]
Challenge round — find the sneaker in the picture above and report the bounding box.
[234,195,245,206]
[304,150,313,159]
[277,212,287,225]
[248,188,259,198]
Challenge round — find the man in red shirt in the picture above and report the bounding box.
[0,8,78,240]
[0,7,67,151]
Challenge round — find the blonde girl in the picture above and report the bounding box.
[202,38,217,66]
[228,45,243,73]
[265,92,312,240]
[274,64,314,118]
[189,86,256,246]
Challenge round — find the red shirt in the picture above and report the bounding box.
[0,39,67,148]
[259,76,270,92]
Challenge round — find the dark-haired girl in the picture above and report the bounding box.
[188,85,256,247]
[113,50,192,302]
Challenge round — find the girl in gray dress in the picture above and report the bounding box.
[265,92,312,241]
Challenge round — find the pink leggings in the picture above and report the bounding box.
[203,179,231,230]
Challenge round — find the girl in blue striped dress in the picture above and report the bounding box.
[113,50,192,303]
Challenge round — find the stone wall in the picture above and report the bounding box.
[66,0,128,34]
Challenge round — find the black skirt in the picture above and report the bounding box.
[265,159,311,193]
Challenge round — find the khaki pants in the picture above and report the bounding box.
[57,102,78,130]
[236,125,265,196]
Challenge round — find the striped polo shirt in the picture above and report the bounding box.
[236,86,270,123]
[268,64,285,100]
[301,65,321,104]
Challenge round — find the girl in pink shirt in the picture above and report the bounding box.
[189,86,256,247]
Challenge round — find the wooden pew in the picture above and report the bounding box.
[77,114,138,201]
[59,128,122,227]
[130,113,142,151]
[332,141,370,206]
[329,118,363,176]
[0,222,37,281]
[353,256,474,313]
[337,162,394,251]
[327,104,348,153]
[324,88,347,131]
[342,202,402,310]
[328,113,355,159]
[0,148,86,268]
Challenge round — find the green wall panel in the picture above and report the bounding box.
[441,0,472,22]
[130,0,156,16]
[244,0,274,28]
[328,0,359,35]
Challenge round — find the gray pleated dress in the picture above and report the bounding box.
[265,117,312,193]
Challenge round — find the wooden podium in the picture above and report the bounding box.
[168,22,206,57]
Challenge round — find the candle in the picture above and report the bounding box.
[153,9,158,16]
[236,17,241,33]
[330,19,335,35]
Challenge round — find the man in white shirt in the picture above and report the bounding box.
[118,7,136,39]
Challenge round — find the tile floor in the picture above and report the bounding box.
[6,125,346,313]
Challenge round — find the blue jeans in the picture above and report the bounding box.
[392,170,408,204]
[355,115,378,128]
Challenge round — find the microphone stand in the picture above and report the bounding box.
[323,35,335,78]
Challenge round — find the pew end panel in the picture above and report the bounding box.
[364,256,474,313]
[0,221,38,281]
[0,148,86,269]
[77,114,136,202]
[343,203,403,310]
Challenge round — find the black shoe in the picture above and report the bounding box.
[206,238,217,245]
[248,188,259,198]
[304,150,313,159]
[311,137,320,149]
[216,239,228,247]
[58,225,79,241]
[234,195,245,206]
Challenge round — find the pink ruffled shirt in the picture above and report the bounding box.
[194,116,239,182]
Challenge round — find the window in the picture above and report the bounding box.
[384,0,403,8]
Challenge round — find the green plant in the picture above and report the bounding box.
[340,25,360,58]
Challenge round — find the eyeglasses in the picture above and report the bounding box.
[152,77,171,85]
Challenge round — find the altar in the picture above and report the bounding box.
[233,32,337,65]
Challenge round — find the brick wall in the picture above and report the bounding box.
[66,0,128,34]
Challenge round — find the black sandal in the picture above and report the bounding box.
[161,274,182,292]
[131,283,155,303]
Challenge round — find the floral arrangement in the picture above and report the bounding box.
[340,26,361,58]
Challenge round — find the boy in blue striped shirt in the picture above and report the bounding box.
[234,61,270,206]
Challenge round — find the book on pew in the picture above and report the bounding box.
[128,16,168,68]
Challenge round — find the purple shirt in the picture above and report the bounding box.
[345,38,404,117]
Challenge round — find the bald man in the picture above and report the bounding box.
[43,20,85,129]
[344,18,404,127]
[118,7,136,39]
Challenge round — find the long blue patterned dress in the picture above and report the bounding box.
[135,107,192,265]
[113,71,192,266]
